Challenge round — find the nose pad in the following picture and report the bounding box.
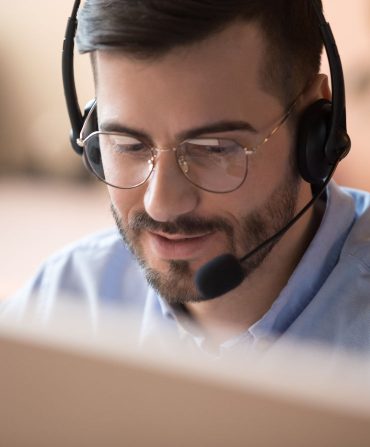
[178,155,189,174]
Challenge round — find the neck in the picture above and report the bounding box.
[185,184,325,346]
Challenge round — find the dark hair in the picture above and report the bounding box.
[76,0,323,105]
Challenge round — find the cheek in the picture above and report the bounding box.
[245,133,295,202]
[108,186,145,222]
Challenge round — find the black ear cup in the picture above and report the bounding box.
[80,100,106,180]
[69,99,97,155]
[296,98,334,184]
[84,138,105,180]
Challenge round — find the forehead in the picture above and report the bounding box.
[93,21,281,137]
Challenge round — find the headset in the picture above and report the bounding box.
[62,0,352,299]
[62,0,351,185]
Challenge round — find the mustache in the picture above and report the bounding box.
[112,207,233,236]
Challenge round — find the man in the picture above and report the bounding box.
[3,0,370,354]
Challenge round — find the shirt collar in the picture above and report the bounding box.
[249,181,355,340]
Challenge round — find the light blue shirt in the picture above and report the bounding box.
[2,182,370,354]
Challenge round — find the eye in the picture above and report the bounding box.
[113,142,146,153]
[103,134,149,155]
[204,144,228,154]
[185,138,241,156]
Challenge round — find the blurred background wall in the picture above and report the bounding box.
[0,0,369,297]
[0,1,105,298]
[323,0,370,189]
[0,1,93,178]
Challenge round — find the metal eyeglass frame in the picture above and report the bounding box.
[76,96,299,193]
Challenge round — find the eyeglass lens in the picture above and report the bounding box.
[83,133,248,193]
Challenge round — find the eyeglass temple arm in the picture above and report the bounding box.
[245,95,298,154]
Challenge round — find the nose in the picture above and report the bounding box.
[144,148,200,222]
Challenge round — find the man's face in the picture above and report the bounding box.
[94,22,301,304]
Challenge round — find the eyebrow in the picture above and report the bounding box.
[99,119,258,143]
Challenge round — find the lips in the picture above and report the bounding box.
[146,230,214,260]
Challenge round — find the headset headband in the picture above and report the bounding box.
[62,0,82,154]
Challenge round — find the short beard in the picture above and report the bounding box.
[111,169,300,305]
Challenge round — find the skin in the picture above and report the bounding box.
[93,21,331,346]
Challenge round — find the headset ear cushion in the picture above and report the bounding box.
[296,98,333,184]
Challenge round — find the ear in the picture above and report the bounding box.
[318,74,332,100]
[295,74,334,184]
[308,73,332,102]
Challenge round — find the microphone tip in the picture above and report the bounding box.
[195,254,245,300]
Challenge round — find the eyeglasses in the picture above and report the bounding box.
[77,99,297,193]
